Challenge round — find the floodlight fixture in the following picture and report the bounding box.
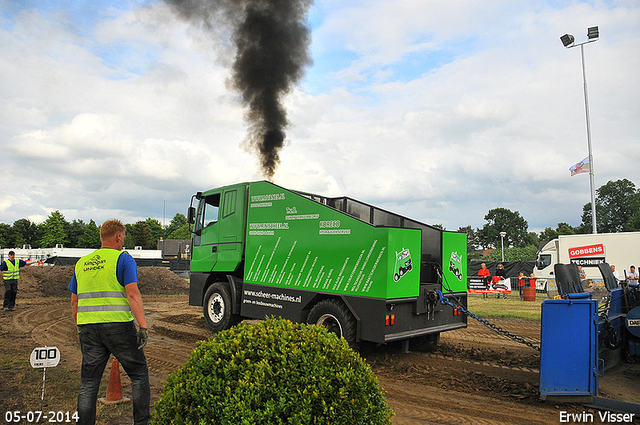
[560,33,575,47]
[587,26,599,40]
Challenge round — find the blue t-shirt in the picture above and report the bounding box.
[68,250,138,294]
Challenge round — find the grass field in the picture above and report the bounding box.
[466,292,546,321]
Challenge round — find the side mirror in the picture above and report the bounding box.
[187,206,196,225]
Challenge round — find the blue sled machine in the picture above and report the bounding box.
[539,262,640,414]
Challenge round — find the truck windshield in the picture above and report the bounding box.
[537,254,552,270]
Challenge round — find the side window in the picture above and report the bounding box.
[223,190,237,218]
[202,194,221,228]
[538,254,552,270]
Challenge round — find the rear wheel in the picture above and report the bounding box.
[307,299,357,346]
[203,282,240,333]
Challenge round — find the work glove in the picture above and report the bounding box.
[137,327,148,350]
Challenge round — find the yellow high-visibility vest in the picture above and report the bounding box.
[3,259,20,280]
[75,248,134,324]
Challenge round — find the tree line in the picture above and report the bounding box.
[459,179,640,261]
[1,179,637,258]
[0,211,190,250]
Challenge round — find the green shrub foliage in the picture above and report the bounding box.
[152,318,393,424]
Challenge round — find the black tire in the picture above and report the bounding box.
[307,299,357,346]
[410,333,440,352]
[203,282,240,333]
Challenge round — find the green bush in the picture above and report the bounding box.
[151,318,393,425]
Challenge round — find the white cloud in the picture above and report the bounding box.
[0,0,638,237]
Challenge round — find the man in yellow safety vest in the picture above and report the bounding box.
[2,250,32,311]
[69,220,150,425]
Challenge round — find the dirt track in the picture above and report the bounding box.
[2,267,639,424]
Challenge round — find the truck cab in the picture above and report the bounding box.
[190,184,246,276]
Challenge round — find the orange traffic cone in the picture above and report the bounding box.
[99,358,131,404]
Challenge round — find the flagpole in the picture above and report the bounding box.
[580,43,597,234]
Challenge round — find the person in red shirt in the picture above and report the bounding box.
[518,272,526,300]
[478,263,491,298]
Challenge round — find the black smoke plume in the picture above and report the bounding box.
[164,0,314,179]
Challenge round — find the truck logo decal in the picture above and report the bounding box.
[449,251,463,281]
[251,193,285,202]
[286,214,320,220]
[250,222,289,230]
[319,220,341,228]
[393,248,413,282]
[570,258,605,267]
[319,229,351,235]
[568,243,605,258]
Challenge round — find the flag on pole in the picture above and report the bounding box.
[570,157,590,176]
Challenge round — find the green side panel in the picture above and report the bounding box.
[386,227,421,299]
[244,181,421,299]
[442,231,468,293]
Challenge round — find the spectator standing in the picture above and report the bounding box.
[69,220,150,425]
[518,272,526,301]
[494,263,507,299]
[478,263,491,299]
[2,251,32,311]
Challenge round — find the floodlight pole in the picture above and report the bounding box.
[500,232,506,262]
[579,42,597,234]
[562,28,598,234]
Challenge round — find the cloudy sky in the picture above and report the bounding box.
[1,0,639,234]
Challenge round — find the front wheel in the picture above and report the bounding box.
[203,282,240,333]
[307,299,357,347]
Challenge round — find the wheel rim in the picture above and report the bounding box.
[208,293,224,323]
[316,313,343,338]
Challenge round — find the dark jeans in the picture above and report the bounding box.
[3,280,18,309]
[78,321,150,425]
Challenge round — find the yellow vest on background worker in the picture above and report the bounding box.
[75,248,134,325]
[3,259,20,280]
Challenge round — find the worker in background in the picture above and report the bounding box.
[2,251,33,311]
[610,265,620,282]
[478,263,491,299]
[69,220,150,425]
[577,265,587,279]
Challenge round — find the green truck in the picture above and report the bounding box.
[187,181,467,349]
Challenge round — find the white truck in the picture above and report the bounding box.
[534,232,640,291]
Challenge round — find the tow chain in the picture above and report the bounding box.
[437,290,541,352]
